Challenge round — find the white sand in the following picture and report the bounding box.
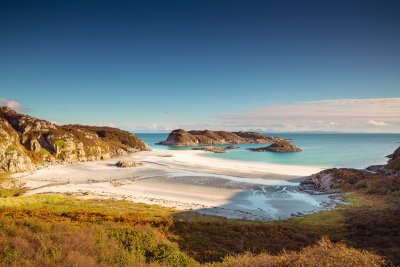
[15,149,330,220]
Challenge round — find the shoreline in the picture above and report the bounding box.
[15,149,330,220]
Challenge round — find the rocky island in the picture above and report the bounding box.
[248,140,302,153]
[157,129,285,146]
[0,106,149,172]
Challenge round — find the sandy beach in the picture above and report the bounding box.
[14,149,336,220]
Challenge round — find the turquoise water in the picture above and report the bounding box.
[135,133,400,169]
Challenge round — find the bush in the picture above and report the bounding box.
[211,237,386,267]
[54,140,68,149]
[150,243,196,267]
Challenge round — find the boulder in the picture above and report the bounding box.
[116,160,143,168]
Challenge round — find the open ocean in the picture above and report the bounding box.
[135,133,400,169]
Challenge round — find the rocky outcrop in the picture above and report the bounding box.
[299,168,373,194]
[192,146,227,153]
[157,129,286,146]
[116,160,143,168]
[300,146,400,194]
[0,106,149,173]
[366,146,400,175]
[386,146,400,172]
[248,141,302,153]
[0,117,34,172]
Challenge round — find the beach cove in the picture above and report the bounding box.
[16,149,341,220]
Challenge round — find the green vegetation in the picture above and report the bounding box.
[54,140,68,149]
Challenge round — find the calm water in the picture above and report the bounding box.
[135,133,400,169]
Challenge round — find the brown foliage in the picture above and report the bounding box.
[211,237,387,267]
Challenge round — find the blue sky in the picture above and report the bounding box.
[0,0,399,132]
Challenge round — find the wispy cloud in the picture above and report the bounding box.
[368,120,390,126]
[216,98,400,132]
[0,98,24,112]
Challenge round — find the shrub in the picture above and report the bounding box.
[150,243,196,267]
[1,245,19,266]
[211,237,386,267]
[54,140,68,149]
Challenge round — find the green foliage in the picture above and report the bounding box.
[54,139,68,149]
[150,243,196,267]
[0,188,28,198]
[38,234,62,259]
[109,227,158,260]
[1,246,19,266]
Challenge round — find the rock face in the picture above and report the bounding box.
[157,129,285,146]
[248,141,302,153]
[0,106,149,173]
[116,160,143,168]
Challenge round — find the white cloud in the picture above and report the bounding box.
[368,120,389,126]
[0,98,24,112]
[216,98,400,132]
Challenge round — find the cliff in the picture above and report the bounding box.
[157,129,285,146]
[0,107,149,173]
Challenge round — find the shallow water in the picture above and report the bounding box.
[167,171,338,220]
[136,133,400,169]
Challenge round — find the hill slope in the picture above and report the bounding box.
[0,107,149,172]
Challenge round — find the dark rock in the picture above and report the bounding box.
[116,160,143,168]
[248,141,302,153]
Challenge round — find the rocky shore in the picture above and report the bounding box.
[0,106,149,173]
[299,146,400,194]
[157,129,286,146]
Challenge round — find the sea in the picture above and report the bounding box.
[135,133,400,169]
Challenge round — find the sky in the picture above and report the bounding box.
[0,0,399,132]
